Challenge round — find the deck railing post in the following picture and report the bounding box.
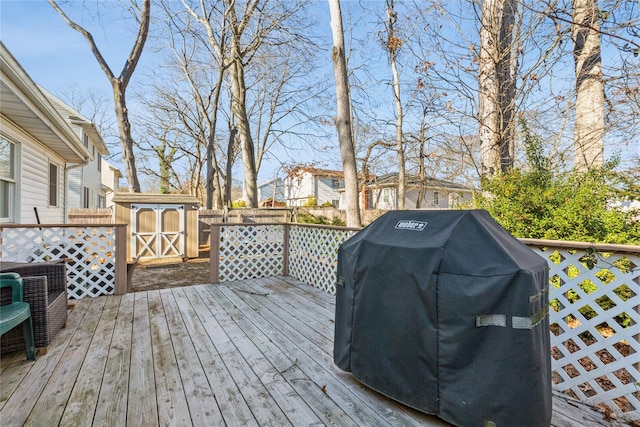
[210,224,221,283]
[283,223,290,276]
[114,224,129,294]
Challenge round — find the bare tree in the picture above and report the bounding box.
[329,0,361,226]
[49,0,150,192]
[478,0,518,176]
[136,77,210,198]
[153,0,228,206]
[385,0,406,208]
[572,0,604,171]
[183,0,314,208]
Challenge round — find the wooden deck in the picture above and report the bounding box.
[0,277,624,426]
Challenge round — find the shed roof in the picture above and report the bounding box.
[112,193,200,204]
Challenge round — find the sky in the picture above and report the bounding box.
[2,1,638,191]
[0,1,145,93]
[0,1,164,188]
[0,0,335,188]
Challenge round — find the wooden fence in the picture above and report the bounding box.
[67,208,114,224]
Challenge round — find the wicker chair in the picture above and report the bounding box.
[0,261,68,355]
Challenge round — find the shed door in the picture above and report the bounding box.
[131,204,185,259]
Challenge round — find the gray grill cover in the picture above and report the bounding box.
[334,210,551,427]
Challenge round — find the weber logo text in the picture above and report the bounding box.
[395,220,427,231]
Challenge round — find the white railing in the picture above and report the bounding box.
[213,223,286,282]
[523,239,640,422]
[0,224,128,299]
[288,224,359,294]
[210,224,640,422]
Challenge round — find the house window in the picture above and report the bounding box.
[83,187,90,208]
[332,178,340,189]
[49,162,59,206]
[0,137,16,221]
[383,188,390,204]
[433,191,439,206]
[83,132,89,148]
[97,153,102,171]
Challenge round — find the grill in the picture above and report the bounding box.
[334,210,552,427]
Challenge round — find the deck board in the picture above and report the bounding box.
[128,291,159,427]
[0,277,624,427]
[93,292,134,427]
[27,295,107,426]
[59,295,120,427]
[200,285,322,426]
[186,285,259,427]
[162,288,224,427]
[149,289,192,426]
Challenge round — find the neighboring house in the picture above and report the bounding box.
[101,159,122,208]
[42,88,109,209]
[0,42,92,224]
[284,167,344,207]
[346,172,474,211]
[256,177,285,205]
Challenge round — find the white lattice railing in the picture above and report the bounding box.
[288,224,359,294]
[523,240,640,422]
[210,223,359,292]
[211,224,640,422]
[0,224,127,299]
[215,224,286,282]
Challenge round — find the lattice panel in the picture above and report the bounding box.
[0,226,117,299]
[288,226,357,294]
[529,245,640,422]
[218,225,285,282]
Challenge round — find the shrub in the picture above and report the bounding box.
[294,213,346,226]
[303,195,318,206]
[472,120,640,245]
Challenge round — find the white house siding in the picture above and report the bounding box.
[43,92,106,209]
[368,187,472,210]
[286,173,314,206]
[405,189,447,209]
[257,178,285,202]
[68,153,103,208]
[373,188,396,210]
[285,172,343,207]
[101,160,120,208]
[18,132,66,224]
[316,176,342,207]
[67,167,82,208]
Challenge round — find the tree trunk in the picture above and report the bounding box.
[112,81,141,192]
[329,0,361,227]
[225,122,238,208]
[387,0,405,209]
[478,0,517,176]
[206,65,226,209]
[229,54,258,207]
[572,0,604,171]
[416,115,427,208]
